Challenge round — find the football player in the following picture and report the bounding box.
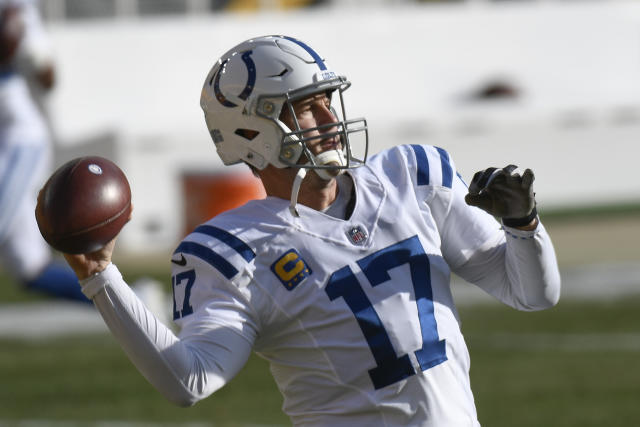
[0,0,86,302]
[63,35,561,425]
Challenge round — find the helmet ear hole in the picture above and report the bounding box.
[235,129,260,141]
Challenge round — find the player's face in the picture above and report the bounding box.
[280,93,341,160]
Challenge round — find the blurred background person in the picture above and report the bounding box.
[0,0,86,302]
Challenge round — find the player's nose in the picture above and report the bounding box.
[316,105,338,133]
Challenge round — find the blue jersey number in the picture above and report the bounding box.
[325,235,447,389]
[172,269,196,320]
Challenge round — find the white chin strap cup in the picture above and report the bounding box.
[288,150,346,217]
[313,149,346,181]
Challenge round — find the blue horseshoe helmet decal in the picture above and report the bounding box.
[213,50,256,108]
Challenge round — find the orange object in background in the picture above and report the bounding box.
[182,171,266,237]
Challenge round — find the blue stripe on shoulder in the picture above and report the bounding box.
[410,145,430,186]
[174,241,238,279]
[194,225,255,262]
[436,147,453,189]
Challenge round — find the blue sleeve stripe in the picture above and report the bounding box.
[436,147,453,189]
[409,145,430,186]
[174,241,238,279]
[194,225,255,262]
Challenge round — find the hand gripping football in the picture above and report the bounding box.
[35,156,132,254]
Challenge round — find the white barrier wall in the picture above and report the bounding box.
[47,1,640,253]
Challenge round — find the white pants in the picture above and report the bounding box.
[0,134,52,281]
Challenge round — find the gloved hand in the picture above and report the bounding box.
[464,165,537,227]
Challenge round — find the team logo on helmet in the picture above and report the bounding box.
[212,50,256,108]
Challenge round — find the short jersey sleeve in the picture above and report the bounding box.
[170,224,261,346]
[402,144,503,270]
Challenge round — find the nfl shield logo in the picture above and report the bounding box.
[346,225,368,245]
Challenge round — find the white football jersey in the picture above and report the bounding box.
[167,144,558,426]
[0,0,52,270]
[0,0,50,145]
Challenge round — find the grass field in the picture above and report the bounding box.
[1,211,639,426]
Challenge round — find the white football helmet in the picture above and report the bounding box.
[200,35,368,176]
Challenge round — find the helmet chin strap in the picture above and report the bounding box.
[288,149,346,217]
[313,149,346,180]
[289,167,307,217]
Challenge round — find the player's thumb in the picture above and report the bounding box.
[465,193,493,212]
[127,203,134,222]
[522,168,535,189]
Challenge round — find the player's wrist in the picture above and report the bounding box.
[85,260,111,279]
[62,254,110,280]
[512,216,539,231]
[79,262,119,300]
[502,206,538,228]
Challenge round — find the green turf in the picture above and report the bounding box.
[1,299,639,426]
[0,335,287,425]
[1,212,639,426]
[461,300,640,427]
[540,200,640,222]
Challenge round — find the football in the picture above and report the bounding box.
[35,156,132,254]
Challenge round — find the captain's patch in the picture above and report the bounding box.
[271,249,312,291]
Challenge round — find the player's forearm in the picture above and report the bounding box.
[502,220,561,310]
[454,220,561,311]
[80,264,217,406]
